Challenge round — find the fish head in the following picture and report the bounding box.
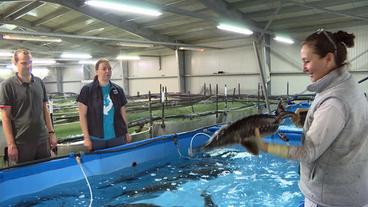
[275,100,307,128]
[203,125,234,149]
[275,100,286,116]
[293,108,308,127]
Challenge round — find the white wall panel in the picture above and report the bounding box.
[186,51,219,75]
[185,45,260,94]
[43,67,58,93]
[186,45,257,75]
[62,65,84,94]
[128,57,160,77]
[63,82,82,94]
[343,26,368,71]
[127,56,179,95]
[110,61,123,79]
[129,78,178,95]
[219,46,258,73]
[186,75,261,95]
[161,55,178,76]
[270,41,302,73]
[63,65,84,81]
[43,67,57,82]
[44,82,58,93]
[271,75,310,96]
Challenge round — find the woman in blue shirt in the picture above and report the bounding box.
[77,59,131,151]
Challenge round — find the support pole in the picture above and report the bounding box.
[253,41,271,113]
[216,84,219,122]
[189,91,195,113]
[148,91,153,137]
[232,88,236,104]
[224,84,228,110]
[161,86,165,128]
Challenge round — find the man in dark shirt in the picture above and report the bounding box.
[0,49,57,165]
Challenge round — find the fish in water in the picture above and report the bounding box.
[201,190,217,207]
[203,101,301,155]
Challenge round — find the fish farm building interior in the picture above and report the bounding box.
[0,1,367,206]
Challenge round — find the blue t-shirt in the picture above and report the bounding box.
[101,84,116,140]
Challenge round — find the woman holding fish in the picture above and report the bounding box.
[206,30,368,207]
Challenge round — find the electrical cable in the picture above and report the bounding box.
[76,155,93,207]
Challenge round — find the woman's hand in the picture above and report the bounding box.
[126,133,132,143]
[83,135,93,151]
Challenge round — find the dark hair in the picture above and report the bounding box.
[303,30,355,66]
[13,48,31,63]
[95,58,111,71]
[94,58,111,80]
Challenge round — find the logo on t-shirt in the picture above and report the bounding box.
[103,94,113,115]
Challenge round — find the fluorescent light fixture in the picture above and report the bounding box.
[117,42,154,48]
[178,47,205,52]
[85,0,162,16]
[2,34,62,43]
[0,51,13,57]
[33,59,56,64]
[61,53,92,59]
[0,24,17,30]
[116,55,140,60]
[78,60,97,65]
[217,24,253,35]
[82,28,105,34]
[273,35,295,44]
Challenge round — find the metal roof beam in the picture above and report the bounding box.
[242,0,365,18]
[285,0,368,22]
[0,19,119,56]
[198,0,270,35]
[260,5,368,29]
[33,7,70,26]
[52,16,90,32]
[4,1,45,21]
[44,0,179,50]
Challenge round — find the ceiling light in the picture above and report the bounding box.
[78,60,97,65]
[116,55,140,60]
[0,24,17,30]
[117,42,154,48]
[178,47,205,52]
[26,10,38,17]
[2,34,62,42]
[61,53,92,59]
[217,24,253,35]
[273,35,295,44]
[82,28,105,34]
[85,0,162,16]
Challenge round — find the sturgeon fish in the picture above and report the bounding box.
[203,101,301,155]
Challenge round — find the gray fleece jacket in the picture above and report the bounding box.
[288,66,368,207]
